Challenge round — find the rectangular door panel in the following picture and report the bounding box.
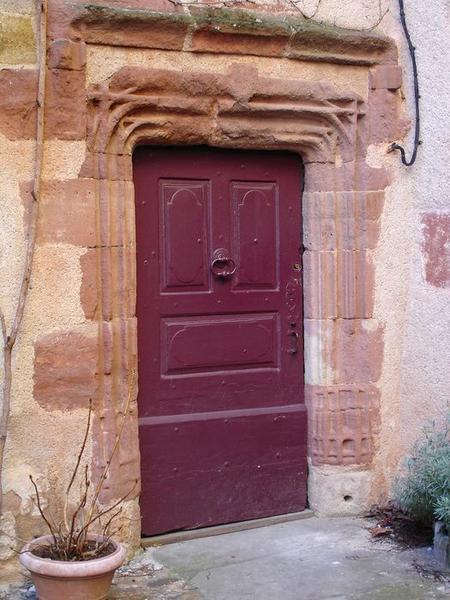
[231,181,279,291]
[160,179,211,293]
[162,313,279,374]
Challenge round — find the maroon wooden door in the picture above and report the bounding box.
[133,147,306,536]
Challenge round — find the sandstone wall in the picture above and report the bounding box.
[0,0,449,585]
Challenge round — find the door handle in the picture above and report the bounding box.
[211,248,236,279]
[288,331,299,355]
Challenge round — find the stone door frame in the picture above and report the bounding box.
[45,3,404,522]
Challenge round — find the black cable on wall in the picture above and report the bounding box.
[389,0,421,166]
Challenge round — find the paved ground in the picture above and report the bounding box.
[4,517,450,599]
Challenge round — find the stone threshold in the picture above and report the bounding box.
[142,509,314,547]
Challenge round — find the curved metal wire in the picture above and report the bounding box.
[389,0,421,166]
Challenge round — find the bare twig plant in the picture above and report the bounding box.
[0,0,47,519]
[287,0,388,30]
[28,373,137,562]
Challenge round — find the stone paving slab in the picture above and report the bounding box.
[3,517,449,599]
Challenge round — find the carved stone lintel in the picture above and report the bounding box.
[87,65,366,164]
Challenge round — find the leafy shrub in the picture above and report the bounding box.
[394,413,450,533]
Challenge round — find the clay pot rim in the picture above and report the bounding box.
[19,534,126,578]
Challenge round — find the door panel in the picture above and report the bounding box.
[162,312,279,373]
[134,147,306,536]
[160,180,210,292]
[231,182,279,290]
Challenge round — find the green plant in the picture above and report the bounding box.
[435,491,450,530]
[394,413,450,533]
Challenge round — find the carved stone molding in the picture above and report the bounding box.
[306,384,380,466]
[86,65,366,164]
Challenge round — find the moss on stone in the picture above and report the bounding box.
[79,4,193,28]
[188,6,293,36]
[76,3,392,56]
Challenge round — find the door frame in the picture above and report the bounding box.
[74,13,397,525]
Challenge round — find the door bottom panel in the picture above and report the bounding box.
[139,406,307,536]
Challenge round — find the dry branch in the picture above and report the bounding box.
[0,0,48,519]
[25,372,136,561]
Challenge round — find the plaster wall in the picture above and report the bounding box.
[0,0,449,585]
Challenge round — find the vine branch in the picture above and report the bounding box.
[0,0,48,518]
[288,0,388,31]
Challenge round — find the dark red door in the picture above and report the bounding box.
[134,147,306,536]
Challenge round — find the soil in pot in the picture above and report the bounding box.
[31,540,116,561]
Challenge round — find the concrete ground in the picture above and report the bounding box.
[5,517,450,599]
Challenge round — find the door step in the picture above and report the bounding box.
[142,509,313,547]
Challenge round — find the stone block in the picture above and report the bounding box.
[47,0,77,41]
[97,180,136,248]
[0,12,35,64]
[101,318,138,377]
[0,69,37,139]
[304,319,383,385]
[303,251,337,320]
[33,329,98,411]
[42,179,96,246]
[188,5,291,58]
[80,248,98,321]
[422,213,450,288]
[368,88,403,144]
[71,6,189,50]
[305,161,391,192]
[303,251,375,319]
[79,152,133,181]
[80,247,136,322]
[309,466,373,516]
[190,29,288,57]
[288,28,390,66]
[303,191,384,251]
[306,384,380,466]
[47,39,86,71]
[45,68,86,139]
[370,65,402,90]
[22,179,97,246]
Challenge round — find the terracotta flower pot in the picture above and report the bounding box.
[19,534,126,600]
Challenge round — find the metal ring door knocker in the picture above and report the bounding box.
[210,248,236,279]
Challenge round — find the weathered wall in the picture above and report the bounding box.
[0,0,449,586]
[371,0,450,497]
